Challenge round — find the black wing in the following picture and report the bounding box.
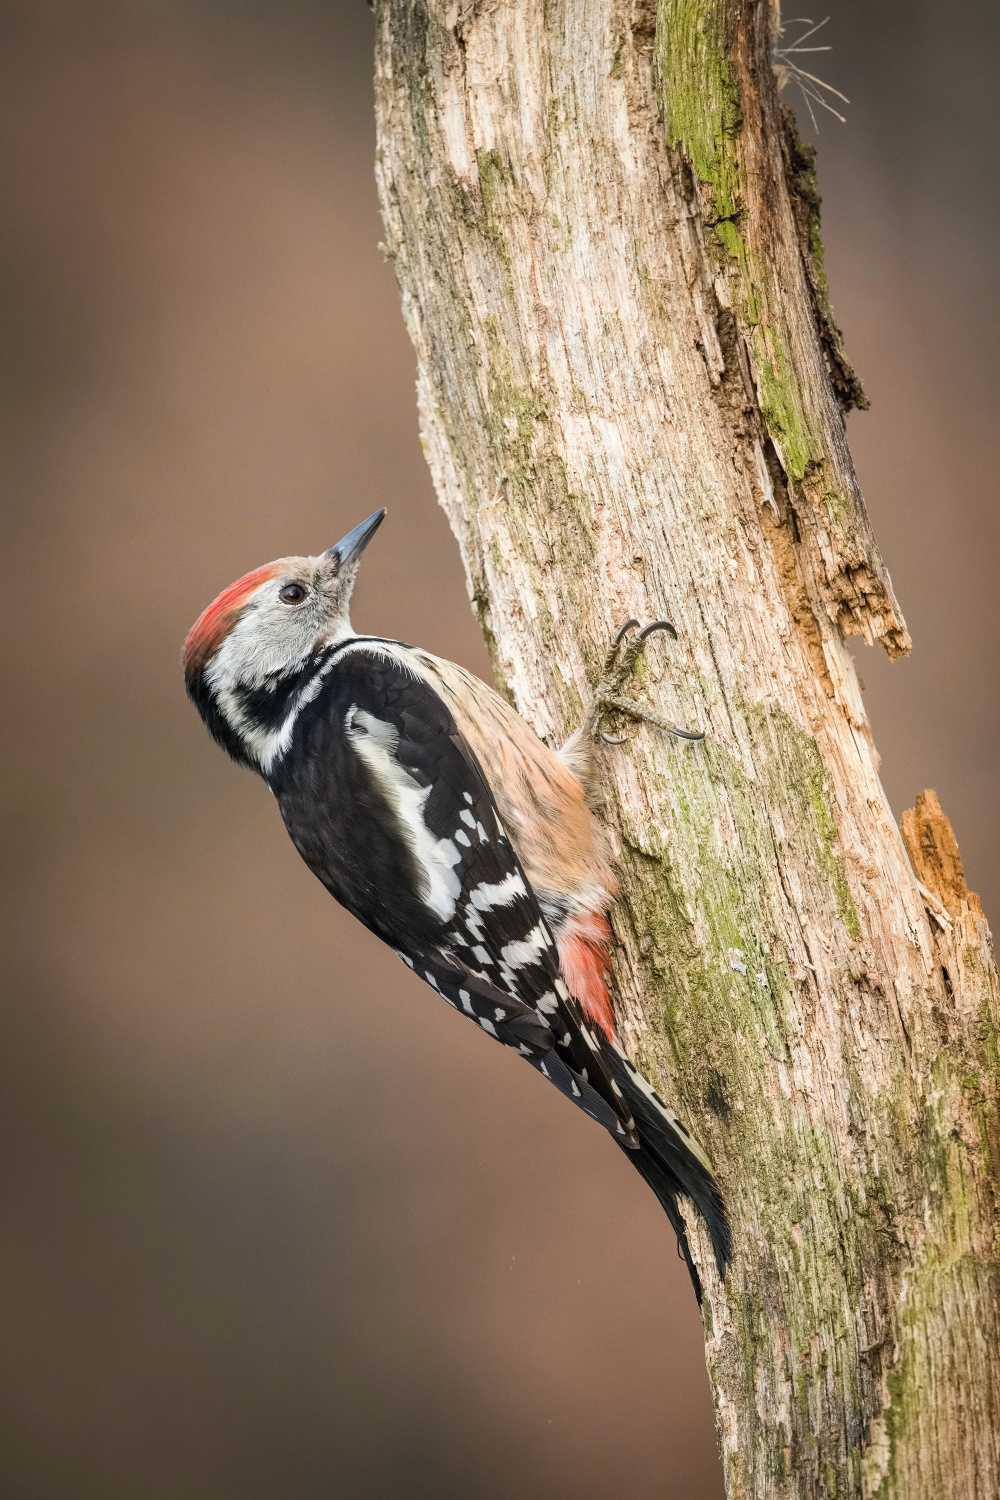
[403,953,631,1140]
[269,640,638,1145]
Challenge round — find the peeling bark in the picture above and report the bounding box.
[372,1,1000,1495]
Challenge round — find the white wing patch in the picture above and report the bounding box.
[468,872,528,913]
[463,872,529,946]
[347,706,463,922]
[500,922,549,972]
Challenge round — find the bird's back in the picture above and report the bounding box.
[414,651,620,1040]
[414,652,614,909]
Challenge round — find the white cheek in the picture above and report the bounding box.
[212,601,315,688]
[203,568,357,769]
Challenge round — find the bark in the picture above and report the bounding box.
[372,2,1000,1496]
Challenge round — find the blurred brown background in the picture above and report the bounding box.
[0,2,995,1496]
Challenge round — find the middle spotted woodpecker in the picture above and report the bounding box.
[184,509,731,1294]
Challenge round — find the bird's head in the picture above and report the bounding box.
[183,508,385,769]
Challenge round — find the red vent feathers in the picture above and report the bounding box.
[556,910,618,1042]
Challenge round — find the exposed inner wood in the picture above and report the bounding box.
[901,789,982,922]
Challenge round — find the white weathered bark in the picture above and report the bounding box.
[373,2,1000,1496]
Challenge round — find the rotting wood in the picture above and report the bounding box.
[373,1,1000,1495]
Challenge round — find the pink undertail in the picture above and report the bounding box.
[556,912,618,1043]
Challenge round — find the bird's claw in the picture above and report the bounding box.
[586,618,704,746]
[637,619,678,642]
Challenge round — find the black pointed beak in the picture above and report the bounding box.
[325,509,386,571]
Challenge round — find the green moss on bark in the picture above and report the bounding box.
[653,0,818,483]
[476,149,515,265]
[617,702,996,1495]
[613,700,889,1494]
[870,1255,1000,1499]
[615,701,863,1158]
[754,328,814,482]
[653,0,742,221]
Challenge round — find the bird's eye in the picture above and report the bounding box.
[279,582,308,605]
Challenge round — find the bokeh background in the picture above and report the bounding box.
[0,2,996,1496]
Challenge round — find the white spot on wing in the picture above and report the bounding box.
[469,873,527,913]
[500,923,549,971]
[347,707,463,922]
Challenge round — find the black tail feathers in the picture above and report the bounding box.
[604,1045,732,1298]
[626,1146,709,1300]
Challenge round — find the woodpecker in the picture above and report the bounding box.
[184,509,730,1294]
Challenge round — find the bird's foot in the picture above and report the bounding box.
[583,620,705,746]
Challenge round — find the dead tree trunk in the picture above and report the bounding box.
[373,2,1000,1495]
